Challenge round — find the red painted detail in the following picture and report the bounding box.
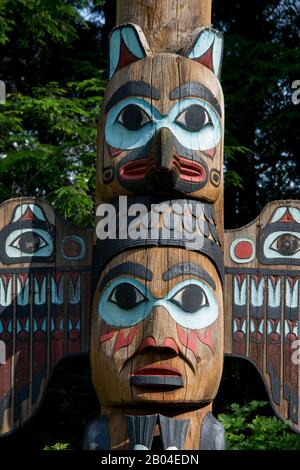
[53,330,63,340]
[251,331,262,344]
[69,272,79,286]
[252,274,261,286]
[286,333,297,343]
[0,331,11,342]
[18,273,28,288]
[99,331,115,344]
[269,332,279,343]
[17,330,28,341]
[236,274,246,285]
[234,331,245,342]
[108,145,122,157]
[63,240,82,258]
[194,44,214,73]
[138,336,157,354]
[34,330,45,340]
[279,209,294,223]
[176,325,197,357]
[269,275,278,287]
[197,328,214,354]
[132,365,181,376]
[1,274,12,289]
[162,338,179,355]
[21,207,36,221]
[69,330,80,341]
[113,326,139,354]
[35,273,45,287]
[119,155,207,183]
[116,39,139,73]
[54,272,63,283]
[203,147,216,159]
[287,276,298,289]
[234,241,253,260]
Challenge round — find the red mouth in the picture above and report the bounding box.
[132,364,182,377]
[119,155,207,183]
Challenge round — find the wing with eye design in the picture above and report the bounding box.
[0,198,93,435]
[224,200,300,433]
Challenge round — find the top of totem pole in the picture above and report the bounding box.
[116,0,212,53]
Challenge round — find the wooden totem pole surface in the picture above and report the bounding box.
[0,0,299,450]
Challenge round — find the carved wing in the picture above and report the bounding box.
[224,200,300,433]
[0,198,93,435]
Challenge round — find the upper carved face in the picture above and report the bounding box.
[90,247,224,408]
[97,25,224,203]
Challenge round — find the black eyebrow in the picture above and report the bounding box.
[105,81,160,114]
[99,262,153,291]
[169,82,222,117]
[162,262,216,290]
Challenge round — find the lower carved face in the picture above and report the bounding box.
[90,247,224,407]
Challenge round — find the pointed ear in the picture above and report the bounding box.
[182,28,224,79]
[109,23,152,79]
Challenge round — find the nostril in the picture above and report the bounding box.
[162,338,179,355]
[138,336,156,354]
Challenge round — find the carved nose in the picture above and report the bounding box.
[138,336,179,356]
[150,127,176,170]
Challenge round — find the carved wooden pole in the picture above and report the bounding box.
[89,0,225,450]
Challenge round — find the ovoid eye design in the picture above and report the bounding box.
[270,233,300,257]
[170,284,209,313]
[10,231,49,254]
[176,105,212,132]
[109,282,146,310]
[117,104,151,131]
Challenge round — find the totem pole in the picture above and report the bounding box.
[87,0,225,450]
[0,0,299,451]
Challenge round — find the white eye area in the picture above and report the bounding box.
[170,284,209,313]
[10,232,48,254]
[176,105,211,132]
[117,104,151,131]
[109,282,146,310]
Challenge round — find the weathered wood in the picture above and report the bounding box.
[224,200,300,433]
[0,197,93,435]
[116,0,212,53]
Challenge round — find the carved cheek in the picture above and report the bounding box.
[98,320,139,356]
[176,324,215,359]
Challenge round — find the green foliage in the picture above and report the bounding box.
[43,442,71,451]
[219,401,300,450]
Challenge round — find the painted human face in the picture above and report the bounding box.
[97,26,224,204]
[90,247,224,407]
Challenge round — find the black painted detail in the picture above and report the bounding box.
[200,412,226,450]
[159,414,190,450]
[162,262,216,290]
[258,221,300,266]
[267,362,281,406]
[130,375,184,388]
[170,82,222,117]
[125,414,157,450]
[105,81,160,114]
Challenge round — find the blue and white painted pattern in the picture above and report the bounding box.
[250,278,265,308]
[267,278,281,308]
[5,228,54,258]
[0,276,12,307]
[285,278,299,309]
[188,28,223,78]
[263,231,300,261]
[98,277,218,329]
[234,276,247,306]
[105,98,221,152]
[12,204,47,222]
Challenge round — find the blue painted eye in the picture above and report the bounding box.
[109,282,146,309]
[170,284,208,313]
[10,231,48,254]
[117,104,151,131]
[5,228,54,258]
[175,105,211,132]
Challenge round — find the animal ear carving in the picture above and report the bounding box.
[183,28,224,79]
[109,23,152,79]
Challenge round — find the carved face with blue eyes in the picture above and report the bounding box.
[97,54,224,203]
[90,247,224,407]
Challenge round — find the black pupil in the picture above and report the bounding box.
[113,283,140,309]
[184,105,207,131]
[277,235,300,256]
[180,285,206,313]
[121,105,144,131]
[18,232,41,253]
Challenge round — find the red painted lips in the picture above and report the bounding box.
[132,364,182,377]
[119,155,207,183]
